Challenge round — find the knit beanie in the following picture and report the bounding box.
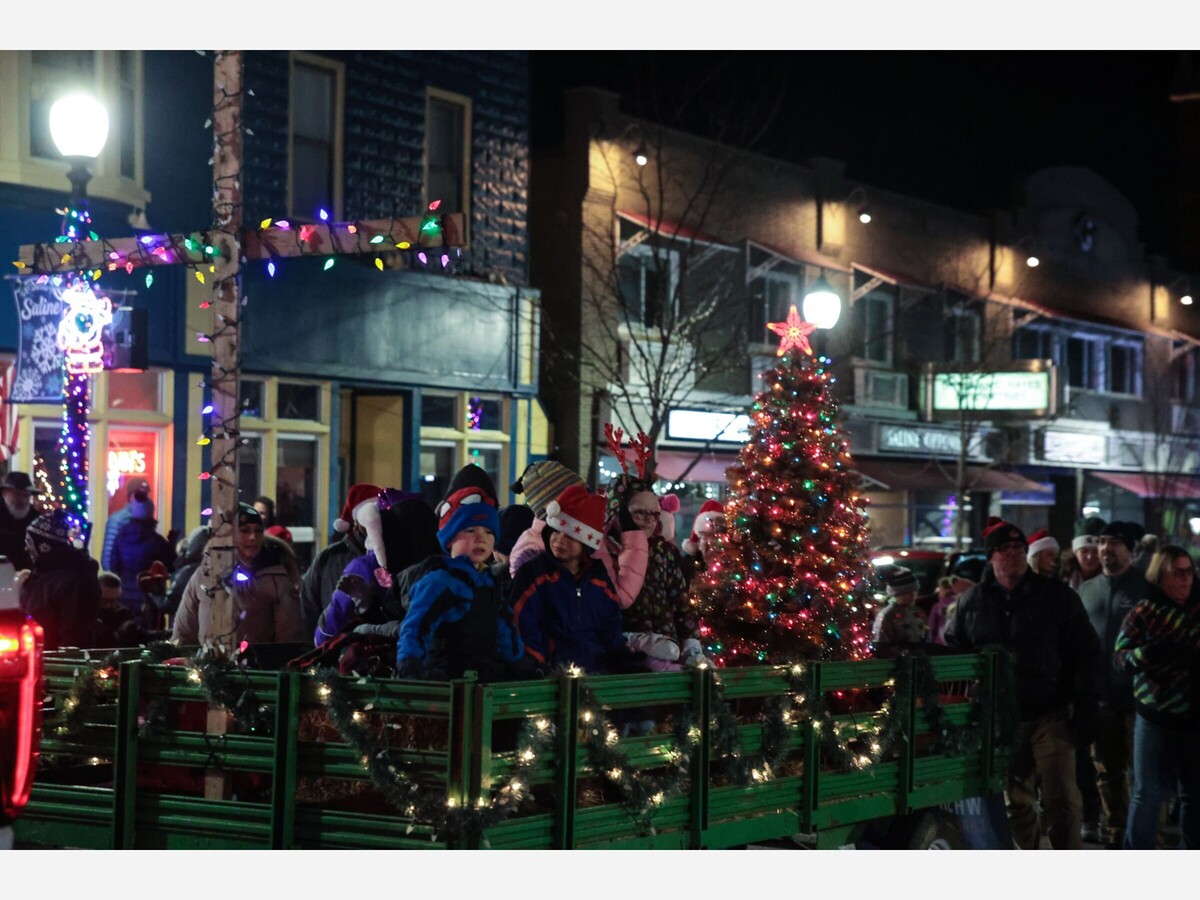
[1100,520,1145,552]
[885,566,918,596]
[26,509,80,561]
[511,461,585,519]
[1025,528,1059,565]
[334,483,383,534]
[682,499,724,555]
[237,502,262,527]
[436,465,501,548]
[983,517,1027,556]
[1072,515,1107,551]
[544,484,607,550]
[496,504,535,556]
[376,497,441,574]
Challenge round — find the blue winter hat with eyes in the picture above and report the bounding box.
[435,465,500,548]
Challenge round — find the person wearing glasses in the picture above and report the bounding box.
[1114,545,1200,849]
[944,517,1101,850]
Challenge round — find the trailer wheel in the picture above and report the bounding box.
[897,810,969,850]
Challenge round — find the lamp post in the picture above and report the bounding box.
[48,91,109,540]
[803,271,842,358]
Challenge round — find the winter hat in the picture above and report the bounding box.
[128,495,155,520]
[983,517,1027,557]
[496,504,535,556]
[377,497,441,574]
[334,483,383,534]
[545,484,607,550]
[511,461,585,518]
[885,566,918,596]
[1100,520,1145,552]
[658,493,680,544]
[136,560,170,595]
[1025,528,1059,565]
[1072,515,1107,551]
[237,502,262,527]
[436,465,500,548]
[682,499,724,555]
[26,509,82,561]
[265,525,293,543]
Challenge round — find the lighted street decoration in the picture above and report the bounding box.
[767,304,817,356]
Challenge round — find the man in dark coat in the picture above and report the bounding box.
[0,471,43,571]
[19,509,100,650]
[100,476,150,571]
[944,518,1101,850]
[1077,520,1148,848]
[109,493,176,618]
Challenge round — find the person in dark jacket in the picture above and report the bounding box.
[1114,545,1200,849]
[1077,519,1148,848]
[510,485,634,675]
[395,466,523,681]
[300,483,379,635]
[109,493,176,619]
[19,509,100,650]
[944,517,1101,850]
[100,476,150,571]
[0,471,44,571]
[167,524,212,619]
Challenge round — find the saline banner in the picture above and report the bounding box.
[10,278,66,403]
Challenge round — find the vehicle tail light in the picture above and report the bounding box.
[0,612,44,819]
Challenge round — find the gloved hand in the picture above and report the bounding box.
[396,657,425,680]
[1141,642,1191,666]
[336,574,371,614]
[617,503,637,534]
[1071,698,1099,749]
[353,620,400,639]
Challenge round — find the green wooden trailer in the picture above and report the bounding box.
[13,647,1013,850]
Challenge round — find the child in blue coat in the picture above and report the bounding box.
[395,465,524,681]
[510,485,639,674]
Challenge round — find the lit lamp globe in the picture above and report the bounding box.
[49,93,109,201]
[802,274,842,330]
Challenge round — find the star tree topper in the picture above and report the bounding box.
[767,304,817,356]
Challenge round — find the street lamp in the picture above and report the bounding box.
[49,92,109,207]
[803,271,842,358]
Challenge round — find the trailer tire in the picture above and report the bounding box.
[898,810,969,850]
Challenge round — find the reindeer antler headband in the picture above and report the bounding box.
[604,423,652,479]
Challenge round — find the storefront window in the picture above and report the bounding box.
[276,437,316,529]
[423,394,458,429]
[240,379,264,418]
[237,435,262,503]
[105,428,158,516]
[277,382,321,421]
[420,442,456,508]
[467,444,503,488]
[108,371,160,411]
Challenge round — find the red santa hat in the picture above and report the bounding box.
[1025,528,1059,564]
[334,483,383,534]
[682,499,724,556]
[544,484,606,550]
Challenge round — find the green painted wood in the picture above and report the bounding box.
[270,670,300,848]
[112,660,141,849]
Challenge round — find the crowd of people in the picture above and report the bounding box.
[3,455,1196,851]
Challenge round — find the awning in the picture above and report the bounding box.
[654,449,736,484]
[853,459,1046,494]
[852,262,935,290]
[616,209,731,248]
[1090,471,1200,500]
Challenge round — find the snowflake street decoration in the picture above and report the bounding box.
[29,322,61,373]
[56,281,112,375]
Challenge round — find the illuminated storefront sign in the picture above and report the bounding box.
[929,369,1054,415]
[666,409,751,443]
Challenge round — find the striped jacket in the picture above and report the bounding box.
[1114,585,1200,727]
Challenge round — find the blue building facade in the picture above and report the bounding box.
[0,50,544,566]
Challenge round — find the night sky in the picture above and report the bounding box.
[531,50,1188,261]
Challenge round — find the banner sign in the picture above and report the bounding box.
[11,279,66,403]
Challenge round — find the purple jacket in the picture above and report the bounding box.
[927,595,956,645]
[313,550,388,644]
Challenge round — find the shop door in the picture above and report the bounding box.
[351,392,407,492]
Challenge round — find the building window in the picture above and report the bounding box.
[467,444,503,486]
[944,308,982,364]
[240,379,265,418]
[1173,351,1197,404]
[618,244,679,330]
[290,55,342,220]
[277,382,321,421]
[751,272,798,344]
[858,291,893,365]
[1013,325,1056,362]
[425,89,470,216]
[107,370,161,412]
[1065,336,1098,390]
[30,51,96,160]
[117,50,137,179]
[420,441,457,508]
[1107,341,1142,396]
[422,394,459,429]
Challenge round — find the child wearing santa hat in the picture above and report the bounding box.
[510,484,640,674]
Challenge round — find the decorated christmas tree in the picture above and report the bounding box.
[694,306,874,665]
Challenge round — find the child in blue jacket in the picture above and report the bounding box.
[395,466,524,681]
[510,485,639,674]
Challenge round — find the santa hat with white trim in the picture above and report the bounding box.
[682,499,724,556]
[334,483,383,534]
[544,484,606,550]
[1026,528,1059,565]
[1072,515,1107,551]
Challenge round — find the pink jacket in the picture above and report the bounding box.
[509,518,649,609]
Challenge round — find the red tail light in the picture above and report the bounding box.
[0,612,44,819]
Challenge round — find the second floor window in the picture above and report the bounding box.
[1065,335,1098,390]
[426,90,469,215]
[1108,341,1142,396]
[858,290,893,365]
[944,307,982,364]
[118,50,137,179]
[1013,325,1056,362]
[290,56,340,219]
[618,244,678,330]
[750,272,798,344]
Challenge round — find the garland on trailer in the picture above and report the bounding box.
[312,667,554,845]
[53,642,177,737]
[183,645,273,734]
